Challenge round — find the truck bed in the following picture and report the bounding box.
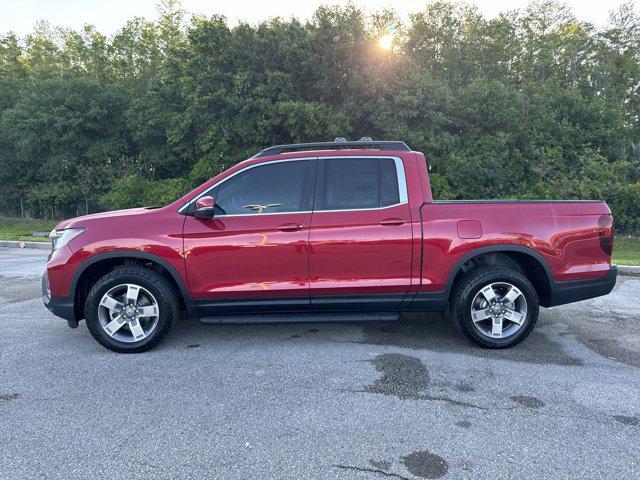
[417,199,614,301]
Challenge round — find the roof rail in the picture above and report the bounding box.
[253,139,411,158]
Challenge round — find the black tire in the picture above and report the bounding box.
[84,266,179,353]
[451,266,539,349]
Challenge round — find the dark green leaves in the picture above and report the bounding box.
[0,1,638,231]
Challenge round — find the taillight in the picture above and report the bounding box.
[598,215,614,256]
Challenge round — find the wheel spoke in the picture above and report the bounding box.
[504,309,525,325]
[100,294,122,312]
[472,308,490,322]
[491,317,503,337]
[125,285,140,304]
[502,286,522,304]
[471,281,528,340]
[99,283,159,343]
[138,305,158,318]
[104,315,126,336]
[480,285,497,303]
[129,318,146,341]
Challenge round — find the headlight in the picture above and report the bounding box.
[50,228,85,252]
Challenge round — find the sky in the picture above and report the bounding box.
[0,0,635,36]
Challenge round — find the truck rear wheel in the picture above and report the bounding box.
[84,266,179,353]
[451,266,539,348]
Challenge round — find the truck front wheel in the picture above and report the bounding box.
[451,266,539,348]
[84,266,179,353]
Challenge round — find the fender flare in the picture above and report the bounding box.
[443,244,555,294]
[70,250,195,314]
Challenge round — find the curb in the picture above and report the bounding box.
[619,265,640,277]
[0,240,50,250]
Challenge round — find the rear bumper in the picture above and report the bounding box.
[42,272,77,327]
[544,266,617,307]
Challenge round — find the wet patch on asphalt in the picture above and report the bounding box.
[431,371,487,395]
[362,353,429,400]
[359,314,583,366]
[360,353,484,409]
[552,278,640,368]
[510,395,545,409]
[572,332,640,368]
[454,382,475,393]
[335,449,450,480]
[401,450,449,479]
[614,414,639,426]
[369,459,392,471]
[0,276,42,306]
[0,393,20,402]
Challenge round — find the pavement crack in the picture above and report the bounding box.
[418,394,486,410]
[334,464,410,480]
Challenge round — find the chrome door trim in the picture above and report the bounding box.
[179,155,409,216]
[178,157,315,214]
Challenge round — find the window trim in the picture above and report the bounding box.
[178,157,315,216]
[313,156,408,213]
[179,155,408,217]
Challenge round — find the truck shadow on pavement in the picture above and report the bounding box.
[358,313,584,366]
[167,311,584,367]
[160,279,640,368]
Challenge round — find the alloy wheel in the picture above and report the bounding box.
[98,283,160,343]
[470,282,527,339]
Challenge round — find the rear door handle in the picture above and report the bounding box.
[277,223,305,232]
[378,218,406,226]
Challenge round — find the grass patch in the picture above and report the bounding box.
[0,217,57,242]
[613,236,640,266]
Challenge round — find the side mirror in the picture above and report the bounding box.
[194,196,215,218]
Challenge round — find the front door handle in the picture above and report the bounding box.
[378,218,406,226]
[277,223,305,232]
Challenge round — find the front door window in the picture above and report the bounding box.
[213,160,311,215]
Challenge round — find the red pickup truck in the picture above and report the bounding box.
[43,139,616,353]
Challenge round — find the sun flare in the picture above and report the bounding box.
[378,33,393,50]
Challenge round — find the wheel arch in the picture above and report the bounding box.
[445,245,553,306]
[71,250,195,320]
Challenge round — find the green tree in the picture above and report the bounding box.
[0,0,639,231]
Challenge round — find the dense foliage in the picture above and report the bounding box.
[1,1,639,231]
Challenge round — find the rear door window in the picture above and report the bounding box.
[318,158,401,211]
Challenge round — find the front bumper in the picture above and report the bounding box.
[544,266,617,307]
[42,272,77,327]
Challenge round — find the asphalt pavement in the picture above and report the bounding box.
[0,247,638,479]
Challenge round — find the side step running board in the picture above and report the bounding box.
[200,312,400,325]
